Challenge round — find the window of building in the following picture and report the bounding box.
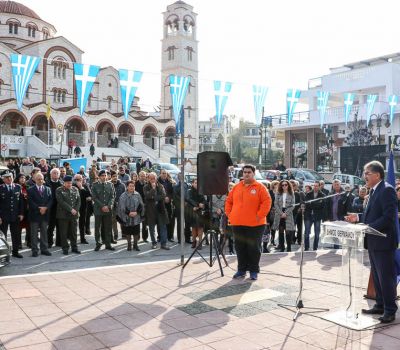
[25,86,30,98]
[107,96,112,110]
[57,91,61,103]
[53,90,57,102]
[88,94,92,107]
[28,27,31,36]
[53,64,57,78]
[291,133,308,168]
[62,66,66,79]
[186,47,194,61]
[32,28,35,37]
[8,23,12,33]
[14,24,18,34]
[167,46,175,60]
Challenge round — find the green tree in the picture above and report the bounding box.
[214,133,226,152]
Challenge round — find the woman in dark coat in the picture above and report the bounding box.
[187,178,207,249]
[118,181,144,251]
[143,172,170,250]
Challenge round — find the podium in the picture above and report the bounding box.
[320,221,386,330]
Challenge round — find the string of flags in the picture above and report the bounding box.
[6,54,400,131]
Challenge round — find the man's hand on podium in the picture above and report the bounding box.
[345,213,358,223]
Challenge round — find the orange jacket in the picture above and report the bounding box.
[225,180,272,227]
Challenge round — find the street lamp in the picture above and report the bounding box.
[157,131,163,159]
[0,120,4,160]
[368,113,390,145]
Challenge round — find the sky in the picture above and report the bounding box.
[22,0,400,124]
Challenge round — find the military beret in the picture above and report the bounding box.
[63,175,73,182]
[98,169,107,176]
[1,170,13,178]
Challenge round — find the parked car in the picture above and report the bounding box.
[333,173,365,189]
[260,170,288,181]
[184,172,197,184]
[151,163,180,176]
[286,168,332,191]
[0,231,10,268]
[127,163,137,174]
[232,167,270,186]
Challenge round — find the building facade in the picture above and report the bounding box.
[198,116,232,153]
[277,53,400,174]
[0,0,197,162]
[160,0,198,154]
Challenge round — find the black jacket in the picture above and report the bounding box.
[304,190,326,221]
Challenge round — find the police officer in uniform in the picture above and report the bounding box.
[0,171,24,258]
[92,170,115,251]
[56,175,81,255]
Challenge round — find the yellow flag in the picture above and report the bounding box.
[46,101,51,120]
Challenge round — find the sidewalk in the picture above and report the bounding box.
[0,251,399,350]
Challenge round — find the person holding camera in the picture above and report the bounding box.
[187,178,207,250]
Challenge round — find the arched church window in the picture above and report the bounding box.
[88,94,92,107]
[28,27,31,36]
[62,66,66,79]
[14,24,18,34]
[53,90,57,102]
[62,91,66,103]
[57,91,61,103]
[32,28,35,37]
[107,96,113,110]
[8,23,12,34]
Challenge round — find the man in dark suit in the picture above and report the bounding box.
[27,173,53,257]
[347,161,398,323]
[304,181,326,250]
[0,171,24,258]
[46,168,63,247]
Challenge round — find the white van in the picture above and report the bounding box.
[333,173,365,189]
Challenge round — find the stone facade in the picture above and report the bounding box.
[0,1,185,161]
[160,1,199,153]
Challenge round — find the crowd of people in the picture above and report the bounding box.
[0,156,398,262]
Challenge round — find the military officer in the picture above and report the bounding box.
[92,170,115,251]
[0,171,24,258]
[56,175,81,255]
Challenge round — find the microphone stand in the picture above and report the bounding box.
[278,191,343,321]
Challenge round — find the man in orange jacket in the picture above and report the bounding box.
[225,164,272,280]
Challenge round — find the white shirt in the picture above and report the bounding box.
[282,193,287,208]
[372,180,382,193]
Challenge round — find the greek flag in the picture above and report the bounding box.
[286,88,301,125]
[169,75,190,133]
[366,94,378,126]
[317,91,329,127]
[214,80,232,126]
[74,63,100,116]
[388,94,398,124]
[343,93,354,126]
[10,54,41,110]
[119,69,143,120]
[253,85,268,125]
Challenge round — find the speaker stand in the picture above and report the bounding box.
[182,229,226,276]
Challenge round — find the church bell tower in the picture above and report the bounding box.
[161,1,199,153]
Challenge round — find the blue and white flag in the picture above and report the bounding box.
[169,75,190,133]
[119,69,143,120]
[74,63,100,116]
[317,91,329,127]
[343,93,355,126]
[366,94,378,126]
[286,88,301,125]
[388,94,398,124]
[214,80,232,126]
[253,85,268,125]
[386,149,400,284]
[10,54,41,110]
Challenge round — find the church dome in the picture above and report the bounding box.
[0,1,42,20]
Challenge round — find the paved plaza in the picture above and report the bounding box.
[0,250,399,349]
